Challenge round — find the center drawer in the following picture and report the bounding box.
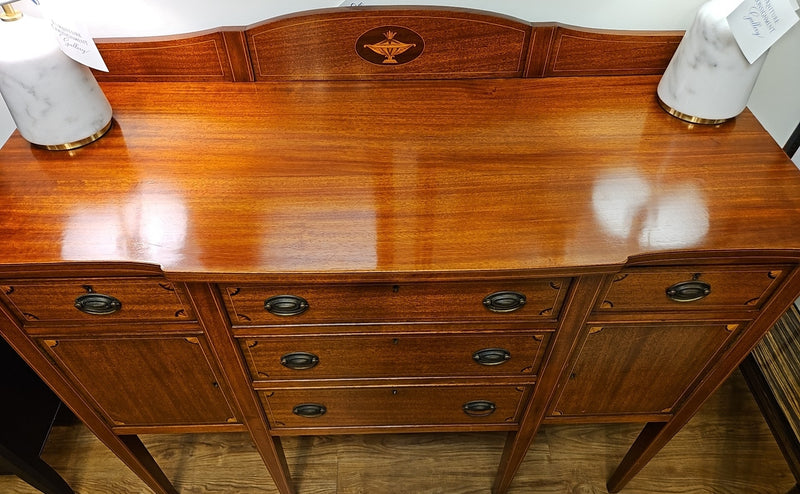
[260,384,528,430]
[220,279,570,326]
[239,332,549,381]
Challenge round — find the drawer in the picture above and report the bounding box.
[596,267,786,312]
[260,385,528,430]
[240,333,549,381]
[221,279,570,326]
[0,278,195,325]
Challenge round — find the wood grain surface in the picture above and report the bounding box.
[537,26,681,77]
[0,370,791,493]
[91,8,681,83]
[1,76,798,278]
[94,32,239,82]
[245,9,531,80]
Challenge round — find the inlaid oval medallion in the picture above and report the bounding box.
[356,26,424,66]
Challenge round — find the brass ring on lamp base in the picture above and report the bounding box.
[35,120,113,151]
[656,96,732,125]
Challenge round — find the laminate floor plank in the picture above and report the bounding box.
[0,370,792,493]
[333,432,513,494]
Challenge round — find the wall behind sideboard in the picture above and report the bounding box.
[1,0,798,166]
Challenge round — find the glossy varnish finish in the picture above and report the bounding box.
[0,78,798,273]
[1,7,800,494]
[0,77,799,494]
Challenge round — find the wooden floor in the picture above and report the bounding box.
[0,370,794,493]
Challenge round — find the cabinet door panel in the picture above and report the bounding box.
[40,336,237,427]
[551,323,741,417]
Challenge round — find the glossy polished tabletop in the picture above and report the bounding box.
[0,76,798,277]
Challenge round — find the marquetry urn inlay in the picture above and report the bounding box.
[357,26,424,65]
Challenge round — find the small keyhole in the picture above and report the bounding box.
[392,338,399,345]
[392,285,400,293]
[392,389,398,395]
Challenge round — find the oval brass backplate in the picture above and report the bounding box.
[356,26,424,66]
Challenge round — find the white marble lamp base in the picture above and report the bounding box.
[656,0,767,124]
[0,10,112,150]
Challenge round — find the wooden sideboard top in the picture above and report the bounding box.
[1,75,798,278]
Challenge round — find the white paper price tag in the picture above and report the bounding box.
[728,0,800,63]
[50,20,108,72]
[34,0,108,72]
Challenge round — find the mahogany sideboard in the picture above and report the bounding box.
[1,7,800,493]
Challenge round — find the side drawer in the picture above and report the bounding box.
[0,278,195,325]
[240,332,549,381]
[260,385,528,430]
[221,279,570,326]
[596,267,786,312]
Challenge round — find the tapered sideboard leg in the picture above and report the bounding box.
[609,268,800,492]
[492,430,535,494]
[0,307,180,494]
[606,422,668,493]
[493,274,610,494]
[185,282,295,494]
[117,435,179,494]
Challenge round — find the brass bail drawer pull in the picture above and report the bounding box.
[74,293,122,315]
[462,400,496,417]
[472,348,512,366]
[264,295,309,316]
[482,291,527,313]
[280,352,320,370]
[666,281,711,302]
[292,403,327,418]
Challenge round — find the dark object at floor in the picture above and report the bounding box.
[0,336,73,494]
